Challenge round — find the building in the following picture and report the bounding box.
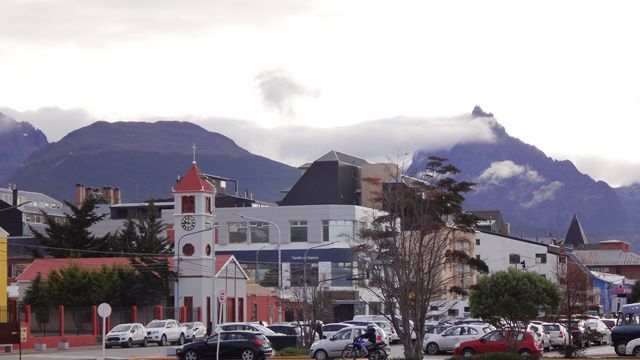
[475,230,562,280]
[470,210,510,236]
[591,271,634,316]
[573,240,640,279]
[0,227,8,322]
[0,186,66,237]
[561,214,588,248]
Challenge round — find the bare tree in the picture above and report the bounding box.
[353,156,488,358]
[556,256,592,352]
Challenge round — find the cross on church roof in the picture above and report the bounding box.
[192,143,197,164]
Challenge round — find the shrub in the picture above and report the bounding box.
[451,353,540,360]
[558,344,585,358]
[277,347,309,356]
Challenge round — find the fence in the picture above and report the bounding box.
[65,307,94,336]
[30,307,60,337]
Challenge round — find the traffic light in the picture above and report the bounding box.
[521,260,526,270]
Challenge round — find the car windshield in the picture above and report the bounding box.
[269,326,296,335]
[543,324,560,331]
[111,325,132,332]
[147,321,166,328]
[254,324,276,334]
[184,323,194,329]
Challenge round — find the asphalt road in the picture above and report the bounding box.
[0,343,619,360]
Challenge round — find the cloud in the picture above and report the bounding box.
[555,153,640,188]
[255,69,319,122]
[521,181,564,208]
[0,0,313,46]
[0,106,96,142]
[478,160,545,185]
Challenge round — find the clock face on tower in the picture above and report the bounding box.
[181,215,196,231]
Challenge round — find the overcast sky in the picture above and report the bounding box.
[1,0,639,186]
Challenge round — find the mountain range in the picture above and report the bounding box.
[2,109,640,246]
[4,118,300,203]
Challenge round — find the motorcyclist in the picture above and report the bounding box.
[356,324,378,358]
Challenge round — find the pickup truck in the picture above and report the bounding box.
[146,319,187,346]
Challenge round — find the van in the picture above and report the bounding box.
[611,303,640,356]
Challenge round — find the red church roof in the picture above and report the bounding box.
[174,163,214,193]
[17,255,238,282]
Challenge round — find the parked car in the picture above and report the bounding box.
[322,323,352,340]
[584,319,611,345]
[527,323,551,351]
[453,330,542,357]
[217,322,281,336]
[176,331,273,360]
[625,337,640,356]
[146,319,187,346]
[423,324,493,355]
[566,321,589,348]
[612,303,640,355]
[601,319,616,330]
[184,321,208,343]
[541,322,569,348]
[309,326,389,360]
[268,324,301,337]
[105,323,148,348]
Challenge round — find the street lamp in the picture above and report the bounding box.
[175,226,216,319]
[231,213,282,290]
[255,243,270,283]
[303,241,340,321]
[0,201,32,213]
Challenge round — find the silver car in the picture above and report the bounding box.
[423,324,493,355]
[542,322,569,348]
[183,321,207,343]
[309,326,389,360]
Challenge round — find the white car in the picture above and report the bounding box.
[183,321,207,343]
[542,322,569,348]
[341,321,390,344]
[216,322,281,336]
[527,323,551,351]
[423,324,493,355]
[105,323,148,348]
[625,337,640,356]
[322,323,352,340]
[309,326,389,360]
[584,319,611,345]
[145,319,187,346]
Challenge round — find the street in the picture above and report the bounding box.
[0,343,619,360]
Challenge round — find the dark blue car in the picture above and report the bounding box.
[176,331,273,360]
[612,303,640,356]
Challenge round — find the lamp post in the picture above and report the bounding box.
[175,226,215,319]
[303,241,339,325]
[0,201,32,213]
[255,243,270,283]
[232,213,282,318]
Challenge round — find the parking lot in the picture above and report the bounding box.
[0,342,620,360]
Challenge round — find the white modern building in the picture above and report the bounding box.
[475,230,563,281]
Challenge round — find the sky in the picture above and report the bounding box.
[1,0,640,186]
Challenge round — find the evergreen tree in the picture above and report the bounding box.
[30,197,109,257]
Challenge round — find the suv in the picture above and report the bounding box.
[146,319,187,346]
[612,303,640,355]
[105,323,148,348]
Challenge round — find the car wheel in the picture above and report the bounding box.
[124,338,132,348]
[314,350,328,360]
[241,349,256,360]
[141,337,148,347]
[633,346,640,357]
[615,341,627,356]
[426,342,440,355]
[160,334,168,346]
[185,350,198,360]
[179,333,186,345]
[461,348,475,357]
[520,349,532,356]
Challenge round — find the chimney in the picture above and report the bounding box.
[75,184,86,206]
[11,185,18,207]
[102,187,112,204]
[85,187,94,199]
[113,187,121,204]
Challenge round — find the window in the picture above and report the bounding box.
[448,309,459,316]
[290,220,307,242]
[205,197,212,214]
[228,222,247,243]
[257,263,278,287]
[332,262,353,286]
[182,196,195,213]
[536,253,547,264]
[250,222,270,243]
[476,238,480,245]
[369,302,381,315]
[509,254,520,264]
[485,331,505,342]
[322,220,355,242]
[334,329,352,340]
[290,262,318,287]
[559,256,567,264]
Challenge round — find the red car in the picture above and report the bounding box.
[453,330,543,357]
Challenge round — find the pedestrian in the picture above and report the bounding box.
[315,320,324,339]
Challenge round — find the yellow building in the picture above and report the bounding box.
[0,227,7,322]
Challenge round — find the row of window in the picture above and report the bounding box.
[181,195,212,214]
[240,261,355,287]
[508,253,548,264]
[226,220,368,244]
[24,213,66,225]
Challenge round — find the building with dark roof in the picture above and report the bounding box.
[563,214,588,247]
